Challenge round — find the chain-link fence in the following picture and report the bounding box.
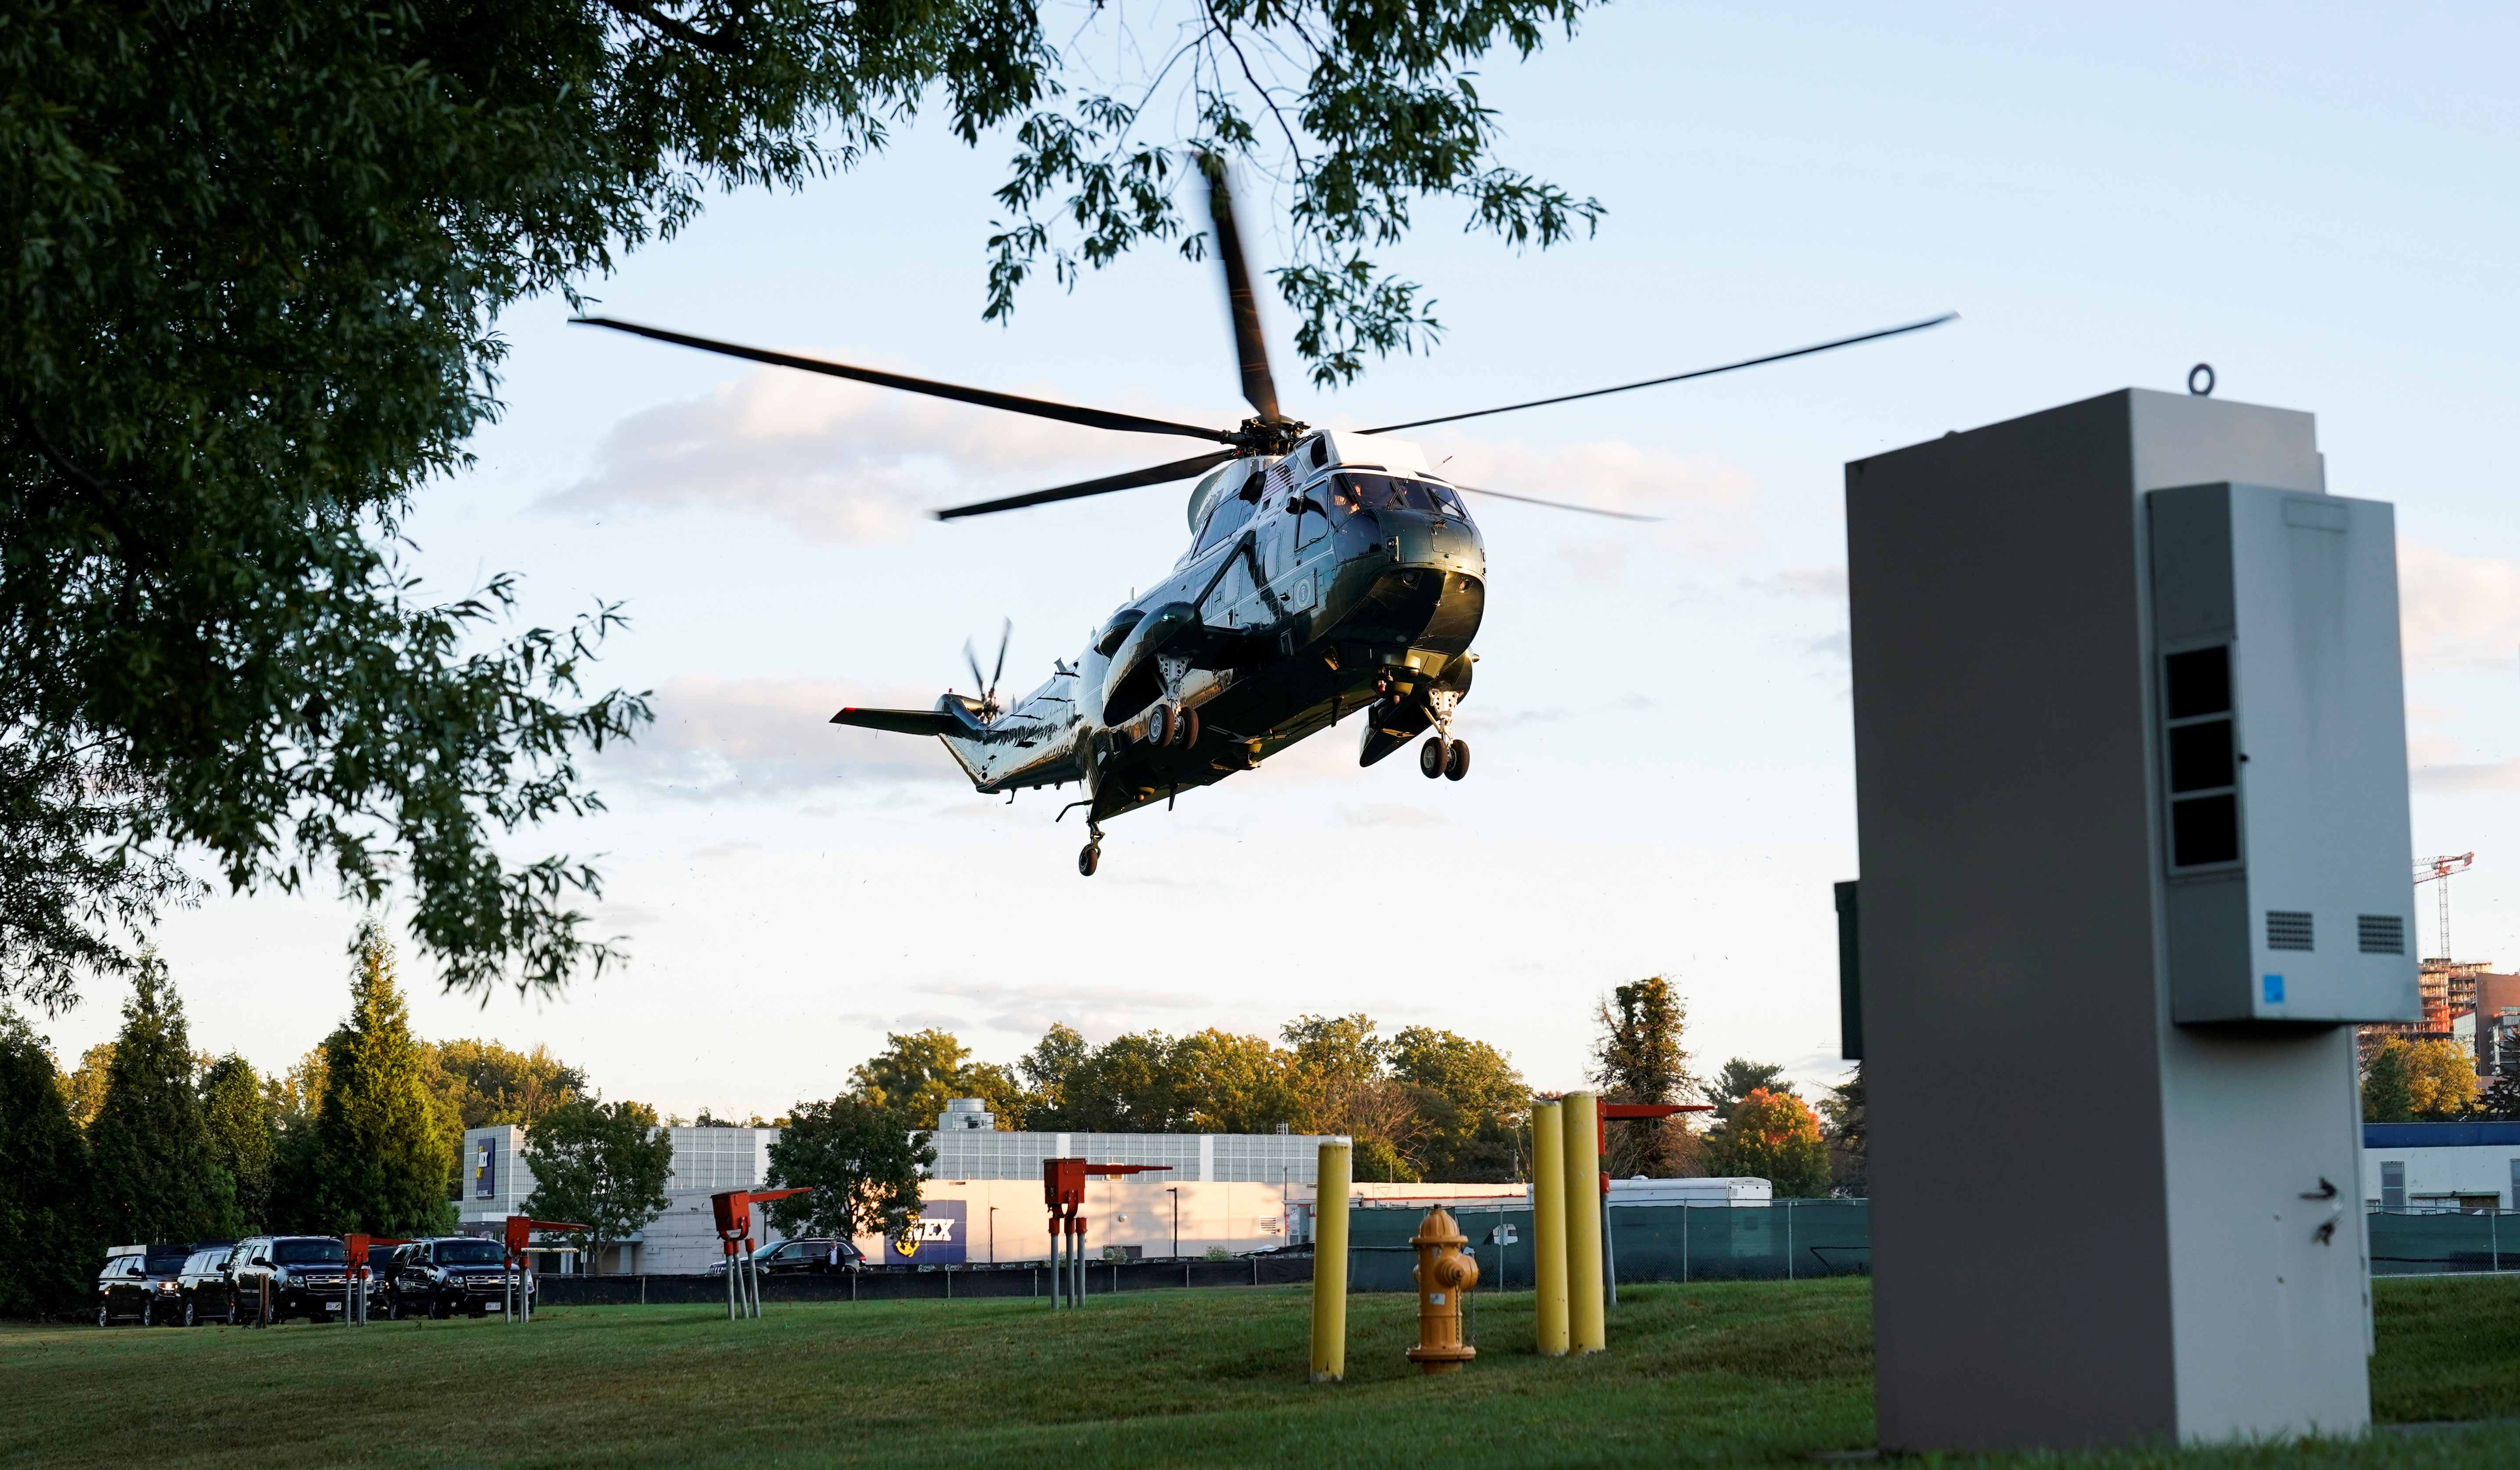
[2367,1209,2520,1275]
[1345,1200,1873,1292]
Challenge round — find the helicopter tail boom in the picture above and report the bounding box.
[829,706,964,736]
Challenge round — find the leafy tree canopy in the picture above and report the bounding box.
[521,1097,673,1271]
[1702,1086,1832,1199]
[1706,1058,1793,1125]
[764,1093,932,1243]
[1,0,1603,1011]
[1590,976,1696,1178]
[58,1041,115,1132]
[2363,1037,2475,1122]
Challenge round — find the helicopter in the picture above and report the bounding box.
[577,157,1953,876]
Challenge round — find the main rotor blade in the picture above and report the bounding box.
[933,451,1238,521]
[1454,485,1665,522]
[964,639,987,695]
[1362,312,1960,434]
[1200,154,1282,424]
[573,317,1232,444]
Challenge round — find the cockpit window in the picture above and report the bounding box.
[1331,473,1472,521]
[1195,490,1256,554]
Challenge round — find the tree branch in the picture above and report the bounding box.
[596,0,744,57]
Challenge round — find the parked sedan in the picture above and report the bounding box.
[706,1238,868,1276]
[96,1246,196,1327]
[174,1246,236,1326]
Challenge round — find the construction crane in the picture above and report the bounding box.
[2414,852,2476,961]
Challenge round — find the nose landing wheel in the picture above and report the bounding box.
[1077,818,1105,877]
[1420,735,1471,781]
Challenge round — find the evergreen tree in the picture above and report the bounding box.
[310,926,454,1235]
[520,1099,672,1274]
[87,958,236,1243]
[1591,977,1697,1177]
[58,1041,114,1130]
[1818,1067,1868,1196]
[0,1009,96,1317]
[2362,1040,2415,1122]
[199,1055,275,1231]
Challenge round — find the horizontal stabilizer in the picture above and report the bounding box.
[831,706,961,736]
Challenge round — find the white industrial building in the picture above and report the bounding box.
[2361,1122,2520,1212]
[457,1101,1779,1274]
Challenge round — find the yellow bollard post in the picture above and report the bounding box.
[1564,1090,1606,1353]
[1310,1138,1352,1383]
[1532,1100,1569,1356]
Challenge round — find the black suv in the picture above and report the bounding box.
[174,1245,237,1326]
[95,1245,195,1327]
[390,1236,523,1318]
[228,1236,350,1324]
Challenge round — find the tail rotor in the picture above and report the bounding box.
[962,619,1012,721]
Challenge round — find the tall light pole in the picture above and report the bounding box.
[1166,1187,1180,1259]
[987,1205,997,1265]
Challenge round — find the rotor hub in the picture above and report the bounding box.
[1227,416,1308,458]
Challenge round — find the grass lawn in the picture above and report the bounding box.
[5,1277,2520,1469]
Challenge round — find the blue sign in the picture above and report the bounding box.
[888,1200,967,1265]
[2263,974,2286,1004]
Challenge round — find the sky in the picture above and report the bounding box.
[35,3,2520,1121]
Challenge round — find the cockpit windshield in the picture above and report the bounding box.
[1329,473,1471,521]
[1194,490,1257,555]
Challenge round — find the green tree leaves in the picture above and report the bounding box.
[1701,1087,1833,1199]
[307,927,455,1236]
[763,1094,933,1244]
[0,1008,97,1317]
[85,958,237,1242]
[521,1097,674,1273]
[199,1055,276,1234]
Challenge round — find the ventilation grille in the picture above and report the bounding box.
[2359,914,2405,955]
[2266,911,2314,951]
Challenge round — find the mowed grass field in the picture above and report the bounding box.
[6,1276,2520,1469]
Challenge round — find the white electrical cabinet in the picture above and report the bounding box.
[2149,483,2421,1024]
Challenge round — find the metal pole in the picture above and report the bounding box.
[1682,1202,1691,1284]
[1604,1204,1618,1308]
[1564,1092,1605,1354]
[1532,1101,1569,1356]
[1309,1139,1352,1383]
[726,1244,738,1320]
[1787,1200,1795,1282]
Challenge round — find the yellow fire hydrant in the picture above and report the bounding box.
[1406,1206,1481,1375]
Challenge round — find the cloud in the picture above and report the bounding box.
[1405,429,1764,566]
[1774,565,1848,598]
[548,357,1758,561]
[904,977,1214,1041]
[606,674,962,800]
[1334,803,1450,828]
[2401,539,2520,675]
[2412,760,2520,793]
[546,358,1234,542]
[687,840,763,861]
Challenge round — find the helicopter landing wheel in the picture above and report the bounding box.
[1078,843,1101,877]
[1444,739,1471,781]
[1180,707,1200,748]
[1153,704,1177,747]
[1419,735,1446,779]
